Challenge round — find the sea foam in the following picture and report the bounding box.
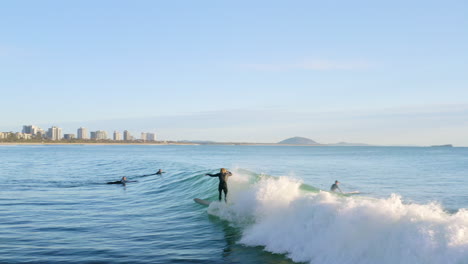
[208,172,468,264]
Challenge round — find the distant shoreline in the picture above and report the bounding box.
[0,142,327,146]
[0,142,199,146]
[0,142,462,147]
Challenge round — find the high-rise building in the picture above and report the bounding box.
[147,133,156,141]
[22,125,39,135]
[123,130,131,141]
[90,131,97,139]
[47,126,62,141]
[77,127,88,140]
[113,131,121,141]
[95,130,108,140]
[141,132,156,141]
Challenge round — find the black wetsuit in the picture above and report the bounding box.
[207,171,232,202]
[330,183,341,192]
[107,179,136,185]
[107,180,127,185]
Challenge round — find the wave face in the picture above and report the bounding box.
[208,170,468,264]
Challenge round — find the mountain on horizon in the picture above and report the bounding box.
[277,137,319,145]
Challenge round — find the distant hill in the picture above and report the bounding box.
[430,144,453,147]
[278,137,319,145]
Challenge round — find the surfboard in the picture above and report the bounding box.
[344,191,360,195]
[194,198,212,206]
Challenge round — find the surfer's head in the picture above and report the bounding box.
[335,180,339,184]
[122,176,127,181]
[220,168,227,174]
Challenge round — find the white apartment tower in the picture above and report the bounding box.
[113,131,121,141]
[77,127,89,140]
[95,130,108,140]
[47,126,62,141]
[141,132,156,141]
[123,130,131,141]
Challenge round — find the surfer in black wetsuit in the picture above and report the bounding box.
[141,169,165,177]
[330,180,343,193]
[206,168,232,202]
[107,176,136,185]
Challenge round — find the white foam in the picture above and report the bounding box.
[208,174,468,264]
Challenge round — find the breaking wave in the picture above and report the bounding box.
[207,170,468,264]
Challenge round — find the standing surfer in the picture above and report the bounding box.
[206,168,232,202]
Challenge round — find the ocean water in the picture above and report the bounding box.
[0,145,467,264]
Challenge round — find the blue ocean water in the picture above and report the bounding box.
[1,145,467,264]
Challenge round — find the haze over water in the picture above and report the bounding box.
[1,145,467,264]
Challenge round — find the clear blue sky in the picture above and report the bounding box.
[1,0,467,145]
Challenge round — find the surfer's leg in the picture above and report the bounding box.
[223,187,228,202]
[218,184,222,201]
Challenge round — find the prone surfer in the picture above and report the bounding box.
[141,169,165,177]
[107,176,136,185]
[330,180,343,193]
[206,168,232,202]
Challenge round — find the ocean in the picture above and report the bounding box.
[1,145,467,264]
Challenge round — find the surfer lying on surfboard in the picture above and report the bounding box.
[140,169,165,177]
[107,176,137,185]
[206,168,232,203]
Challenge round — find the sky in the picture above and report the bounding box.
[1,0,467,146]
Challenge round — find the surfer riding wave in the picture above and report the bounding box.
[206,168,232,202]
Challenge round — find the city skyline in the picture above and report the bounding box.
[1,1,467,146]
[2,124,157,141]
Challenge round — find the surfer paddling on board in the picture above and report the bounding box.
[330,180,343,193]
[141,169,165,177]
[107,176,137,185]
[206,168,232,202]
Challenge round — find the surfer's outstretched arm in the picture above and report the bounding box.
[206,173,220,177]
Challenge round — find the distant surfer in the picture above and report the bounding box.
[330,180,343,193]
[141,169,165,176]
[206,168,232,202]
[107,176,136,185]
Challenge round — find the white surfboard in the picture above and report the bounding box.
[345,191,360,195]
[194,198,212,206]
